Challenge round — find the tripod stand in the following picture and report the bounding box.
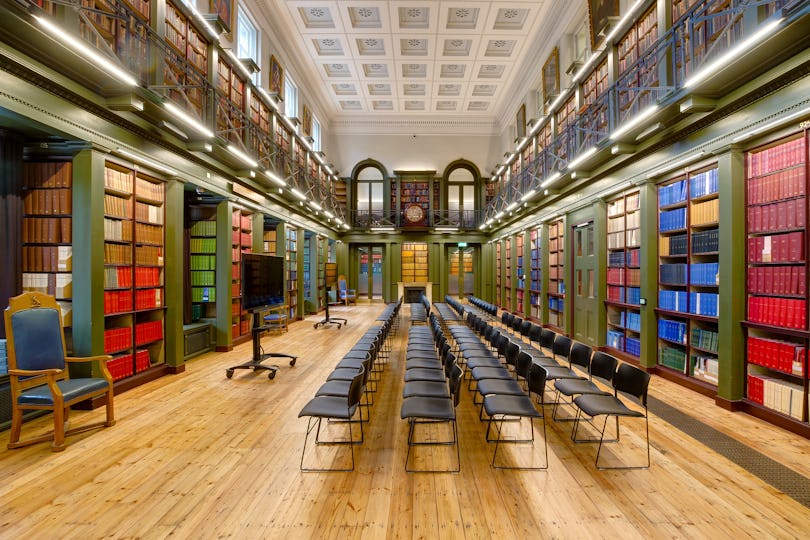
[314,285,347,329]
[226,310,297,379]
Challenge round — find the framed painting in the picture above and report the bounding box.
[541,47,559,111]
[515,103,526,139]
[269,55,284,100]
[302,104,312,137]
[209,0,233,34]
[588,0,620,50]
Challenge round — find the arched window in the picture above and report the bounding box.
[355,166,384,227]
[447,167,475,228]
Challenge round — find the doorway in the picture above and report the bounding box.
[572,220,598,346]
[447,245,474,298]
[357,245,384,300]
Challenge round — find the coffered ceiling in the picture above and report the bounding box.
[263,1,569,133]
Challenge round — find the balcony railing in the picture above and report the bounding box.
[352,209,481,230]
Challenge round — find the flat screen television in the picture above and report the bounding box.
[242,253,285,311]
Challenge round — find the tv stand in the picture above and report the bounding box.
[314,286,346,329]
[226,311,297,379]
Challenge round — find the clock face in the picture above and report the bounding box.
[404,204,425,223]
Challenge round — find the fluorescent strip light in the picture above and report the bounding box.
[226,145,258,168]
[224,49,253,80]
[494,211,505,219]
[280,114,297,131]
[528,116,546,137]
[434,227,458,232]
[36,16,138,87]
[604,0,645,44]
[485,218,494,226]
[164,102,214,139]
[495,165,506,176]
[298,136,312,150]
[505,153,516,166]
[572,52,600,84]
[610,105,658,140]
[258,88,279,111]
[732,106,810,142]
[540,172,562,188]
[685,19,783,88]
[370,227,394,231]
[309,201,322,211]
[520,190,537,202]
[324,210,335,219]
[290,188,307,201]
[264,170,286,187]
[343,223,351,230]
[646,151,706,179]
[479,223,488,230]
[506,202,518,212]
[335,218,343,225]
[114,148,178,176]
[567,147,597,170]
[547,93,565,113]
[516,137,529,152]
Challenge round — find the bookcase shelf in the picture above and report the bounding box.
[529,227,542,320]
[516,232,525,314]
[548,218,565,329]
[656,165,720,386]
[606,190,641,357]
[401,242,428,283]
[744,133,809,425]
[399,181,431,226]
[495,240,502,308]
[231,209,253,340]
[286,227,298,320]
[102,163,165,382]
[504,236,512,312]
[189,208,217,321]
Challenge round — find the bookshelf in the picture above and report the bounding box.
[656,166,720,386]
[189,209,217,322]
[286,227,298,320]
[102,163,165,382]
[216,56,245,145]
[164,0,208,117]
[548,218,565,329]
[400,181,430,226]
[317,236,326,310]
[504,237,512,312]
[231,209,253,341]
[529,227,542,320]
[616,6,658,112]
[516,232,525,314]
[303,233,312,310]
[263,228,277,255]
[495,240,502,307]
[333,179,347,208]
[21,161,73,333]
[605,190,642,358]
[744,134,808,425]
[275,122,292,176]
[401,242,428,282]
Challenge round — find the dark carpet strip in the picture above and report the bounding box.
[648,396,810,508]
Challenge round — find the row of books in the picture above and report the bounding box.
[23,245,72,272]
[104,266,131,289]
[608,308,641,331]
[692,229,719,253]
[658,290,719,316]
[693,355,719,383]
[748,297,807,329]
[548,297,564,312]
[22,272,72,299]
[607,330,626,351]
[660,207,687,232]
[232,212,253,230]
[135,178,164,203]
[135,223,163,245]
[747,197,806,233]
[192,286,216,303]
[607,193,640,216]
[104,290,133,314]
[105,194,132,219]
[190,220,217,237]
[104,244,132,265]
[135,201,163,225]
[626,336,641,356]
[23,217,71,244]
[24,162,72,188]
[135,288,163,310]
[191,270,215,286]
[746,167,805,205]
[747,265,806,297]
[660,233,688,256]
[136,246,164,266]
[105,167,133,194]
[104,218,133,243]
[23,188,72,216]
[106,349,151,382]
[691,198,719,225]
[607,211,641,232]
[231,231,252,246]
[747,136,805,177]
[135,320,163,346]
[690,262,720,286]
[659,346,687,371]
[659,318,687,344]
[0,339,6,375]
[660,263,687,285]
[607,229,641,249]
[104,326,133,354]
[747,373,806,421]
[747,335,806,376]
[190,238,216,254]
[659,179,687,207]
[747,231,804,263]
[689,168,719,198]
[691,327,719,353]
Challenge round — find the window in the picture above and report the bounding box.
[237,7,259,85]
[573,22,590,64]
[311,116,321,152]
[447,167,475,228]
[284,75,298,119]
[356,167,384,226]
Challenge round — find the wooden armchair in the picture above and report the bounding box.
[3,292,115,451]
[337,275,356,305]
[262,304,289,334]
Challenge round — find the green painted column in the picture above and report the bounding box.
[594,199,608,347]
[540,223,549,325]
[389,241,401,301]
[717,149,746,403]
[215,201,233,350]
[638,181,659,369]
[163,178,184,367]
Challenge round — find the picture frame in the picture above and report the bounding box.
[302,104,312,137]
[209,0,233,35]
[541,47,560,112]
[269,55,284,100]
[515,103,526,139]
[588,0,620,50]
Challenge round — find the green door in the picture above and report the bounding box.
[572,221,598,346]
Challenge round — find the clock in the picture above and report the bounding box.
[404,204,425,223]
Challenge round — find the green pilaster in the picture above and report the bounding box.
[215,200,233,350]
[717,149,746,402]
[638,181,658,368]
[540,223,549,325]
[478,242,492,301]
[163,179,184,367]
[71,147,107,361]
[389,241,401,301]
[594,199,608,347]
[297,227,305,317]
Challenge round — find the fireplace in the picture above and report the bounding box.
[404,286,426,303]
[397,282,433,303]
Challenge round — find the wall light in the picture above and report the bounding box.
[610,105,658,140]
[732,106,810,142]
[567,147,597,170]
[226,144,258,168]
[520,189,537,202]
[646,151,706,179]
[540,172,562,188]
[114,148,178,176]
[164,102,214,139]
[290,187,307,201]
[264,170,286,187]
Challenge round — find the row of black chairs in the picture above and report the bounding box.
[452,308,652,470]
[298,306,399,472]
[409,294,431,325]
[400,313,464,472]
[466,295,498,318]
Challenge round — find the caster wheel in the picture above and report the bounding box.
[268,371,276,380]
[290,358,297,367]
[226,369,234,379]
[314,323,318,329]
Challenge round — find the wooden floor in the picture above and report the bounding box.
[1,304,809,539]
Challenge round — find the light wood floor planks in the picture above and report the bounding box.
[0,303,809,539]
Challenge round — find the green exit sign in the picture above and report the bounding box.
[458,242,468,247]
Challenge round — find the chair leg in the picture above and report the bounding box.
[52,401,66,452]
[7,407,22,448]
[105,388,116,427]
[594,414,650,470]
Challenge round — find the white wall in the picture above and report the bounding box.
[326,132,500,177]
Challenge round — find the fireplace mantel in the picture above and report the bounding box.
[397,282,432,302]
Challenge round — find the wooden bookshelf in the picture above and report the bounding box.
[605,190,642,358]
[548,218,565,329]
[529,227,542,320]
[303,233,312,309]
[231,209,252,340]
[504,236,512,312]
[656,165,720,387]
[399,181,430,227]
[617,5,658,112]
[495,240,502,307]
[317,236,326,310]
[189,208,217,321]
[21,161,73,334]
[164,0,208,117]
[275,122,292,176]
[744,133,809,427]
[401,242,428,282]
[263,228,277,255]
[286,227,298,320]
[516,232,525,314]
[216,56,245,145]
